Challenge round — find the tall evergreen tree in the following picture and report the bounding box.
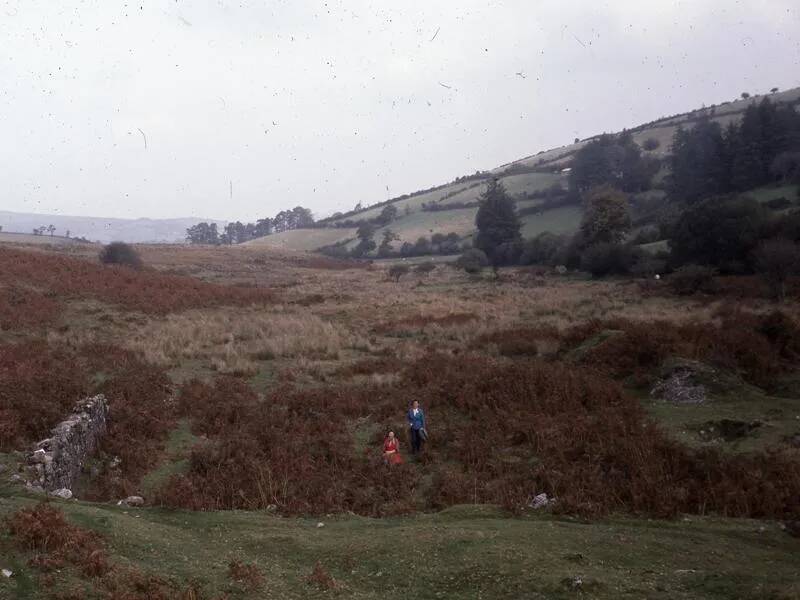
[669,117,727,202]
[475,179,522,266]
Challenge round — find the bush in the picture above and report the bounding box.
[0,342,89,451]
[669,196,767,271]
[630,256,667,278]
[580,243,639,277]
[668,264,717,295]
[752,238,800,300]
[414,262,437,276]
[642,137,660,151]
[519,232,568,266]
[99,242,142,269]
[388,264,410,282]
[455,248,489,274]
[5,503,111,577]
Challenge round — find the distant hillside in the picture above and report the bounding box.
[254,86,800,254]
[0,211,226,244]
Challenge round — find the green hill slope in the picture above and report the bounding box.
[252,87,800,254]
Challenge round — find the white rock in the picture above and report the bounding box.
[316,522,325,528]
[1,569,12,578]
[31,449,46,463]
[50,488,73,500]
[529,492,553,509]
[117,495,144,507]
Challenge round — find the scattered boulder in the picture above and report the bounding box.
[529,492,555,510]
[8,473,24,484]
[651,365,707,404]
[2,569,12,578]
[117,496,145,508]
[50,488,73,500]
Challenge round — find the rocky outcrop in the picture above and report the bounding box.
[28,395,108,492]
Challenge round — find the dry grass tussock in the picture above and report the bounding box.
[127,307,372,375]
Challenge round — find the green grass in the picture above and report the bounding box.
[1,487,798,600]
[139,419,199,497]
[520,205,582,238]
[643,383,800,454]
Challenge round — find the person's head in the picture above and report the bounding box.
[411,400,419,410]
[387,431,395,440]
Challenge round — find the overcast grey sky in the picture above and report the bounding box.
[1,1,798,221]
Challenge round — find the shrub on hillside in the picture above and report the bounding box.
[455,248,489,274]
[0,286,60,330]
[752,238,800,301]
[519,232,568,266]
[642,137,660,151]
[0,342,89,451]
[668,264,717,295]
[630,256,667,278]
[5,503,111,577]
[414,262,437,276]
[669,196,767,271]
[99,241,143,269]
[388,264,410,282]
[580,243,639,277]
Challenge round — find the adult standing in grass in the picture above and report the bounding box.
[407,400,426,454]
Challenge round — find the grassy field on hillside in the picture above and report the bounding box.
[520,204,582,238]
[243,227,357,251]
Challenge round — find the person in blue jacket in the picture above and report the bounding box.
[407,400,426,454]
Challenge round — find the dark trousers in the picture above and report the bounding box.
[409,428,423,453]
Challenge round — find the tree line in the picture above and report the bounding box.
[186,206,314,245]
[669,97,800,201]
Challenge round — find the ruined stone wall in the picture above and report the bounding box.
[28,395,108,492]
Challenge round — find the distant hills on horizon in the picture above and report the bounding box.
[0,210,226,244]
